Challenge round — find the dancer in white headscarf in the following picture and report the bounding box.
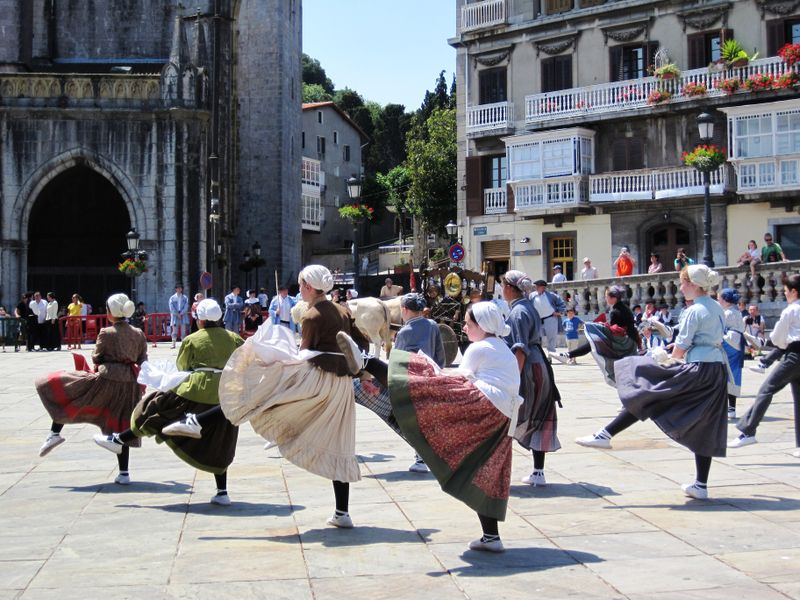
[35,293,148,484]
[162,265,370,528]
[576,265,729,500]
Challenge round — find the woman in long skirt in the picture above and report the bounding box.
[387,302,522,552]
[576,265,729,499]
[36,294,147,484]
[718,288,746,420]
[93,299,243,504]
[500,270,561,486]
[163,265,369,528]
[551,285,641,387]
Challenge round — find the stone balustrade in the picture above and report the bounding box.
[547,260,800,321]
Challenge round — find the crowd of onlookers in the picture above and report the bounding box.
[560,232,789,283]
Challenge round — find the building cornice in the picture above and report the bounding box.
[676,3,731,31]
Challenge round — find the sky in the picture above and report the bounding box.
[302,0,457,110]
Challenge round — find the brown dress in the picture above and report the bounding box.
[36,321,148,446]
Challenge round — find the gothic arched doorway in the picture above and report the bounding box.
[648,223,693,269]
[28,166,131,310]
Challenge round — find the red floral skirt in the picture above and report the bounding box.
[388,350,512,520]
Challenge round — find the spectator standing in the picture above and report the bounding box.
[551,265,567,283]
[613,246,635,277]
[648,253,663,274]
[168,284,189,349]
[223,285,243,333]
[257,287,269,309]
[190,293,204,332]
[562,308,583,364]
[130,302,146,330]
[529,279,566,353]
[674,248,694,271]
[736,240,762,279]
[379,277,403,298]
[67,294,83,317]
[269,285,296,330]
[761,233,787,263]
[581,257,598,280]
[16,292,34,351]
[45,292,60,351]
[29,291,47,351]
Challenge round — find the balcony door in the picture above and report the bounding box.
[479,68,507,104]
[648,224,692,268]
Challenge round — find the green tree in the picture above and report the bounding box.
[301,54,334,94]
[405,107,456,234]
[376,166,411,212]
[302,82,333,103]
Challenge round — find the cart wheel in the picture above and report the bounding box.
[438,323,459,367]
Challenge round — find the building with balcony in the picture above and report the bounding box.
[452,0,800,285]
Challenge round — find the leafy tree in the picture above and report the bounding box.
[405,107,456,234]
[301,54,334,94]
[302,83,333,103]
[376,166,411,212]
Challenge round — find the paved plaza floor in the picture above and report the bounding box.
[1,344,799,599]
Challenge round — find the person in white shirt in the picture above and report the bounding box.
[581,257,598,280]
[29,291,48,351]
[529,280,566,353]
[551,265,567,283]
[379,278,403,298]
[731,274,800,455]
[44,292,60,351]
[269,285,297,331]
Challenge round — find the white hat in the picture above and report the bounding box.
[471,301,511,337]
[299,265,334,292]
[685,264,720,291]
[196,298,222,321]
[107,293,135,319]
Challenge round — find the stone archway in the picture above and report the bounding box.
[27,166,131,309]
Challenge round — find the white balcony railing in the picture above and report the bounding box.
[590,165,729,202]
[512,175,588,212]
[301,194,322,231]
[732,154,800,193]
[461,0,506,32]
[484,187,507,214]
[466,101,514,135]
[525,56,797,124]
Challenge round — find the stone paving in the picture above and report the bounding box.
[1,344,799,599]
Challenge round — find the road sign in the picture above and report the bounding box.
[448,243,465,262]
[199,271,213,290]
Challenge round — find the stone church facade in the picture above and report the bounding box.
[0,0,301,312]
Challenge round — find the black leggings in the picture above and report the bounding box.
[567,342,592,358]
[478,513,498,537]
[51,421,129,471]
[333,480,349,513]
[604,409,713,483]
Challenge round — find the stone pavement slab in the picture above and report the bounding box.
[1,346,799,598]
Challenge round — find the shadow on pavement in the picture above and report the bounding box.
[510,482,620,499]
[117,501,304,516]
[606,494,800,512]
[428,547,603,577]
[357,453,396,463]
[214,526,440,546]
[367,470,434,482]
[53,480,193,494]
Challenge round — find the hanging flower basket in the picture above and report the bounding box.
[715,77,740,95]
[779,43,800,66]
[682,145,727,172]
[655,64,681,80]
[743,73,775,92]
[338,203,375,224]
[647,89,672,105]
[118,258,147,277]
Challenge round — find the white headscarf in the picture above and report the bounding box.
[196,299,222,321]
[299,265,334,292]
[107,293,135,319]
[686,264,721,290]
[471,301,511,337]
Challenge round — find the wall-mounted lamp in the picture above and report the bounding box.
[520,236,530,244]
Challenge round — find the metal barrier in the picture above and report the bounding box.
[144,313,172,346]
[60,316,83,349]
[0,317,23,352]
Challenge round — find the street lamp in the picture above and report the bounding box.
[242,250,251,291]
[124,227,147,301]
[445,220,458,244]
[696,112,715,267]
[251,241,262,291]
[347,175,362,290]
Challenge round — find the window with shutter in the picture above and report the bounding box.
[609,46,623,81]
[688,30,731,68]
[465,156,484,216]
[611,139,644,171]
[767,19,786,56]
[541,55,573,92]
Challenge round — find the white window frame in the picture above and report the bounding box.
[503,127,595,182]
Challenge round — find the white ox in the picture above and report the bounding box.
[290,296,403,356]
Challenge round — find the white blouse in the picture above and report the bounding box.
[457,336,522,422]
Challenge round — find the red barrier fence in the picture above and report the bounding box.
[144,313,172,346]
[58,315,109,349]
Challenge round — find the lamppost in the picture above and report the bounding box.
[445,220,458,247]
[241,250,252,291]
[251,241,264,291]
[123,228,147,301]
[347,175,363,290]
[696,112,715,267]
